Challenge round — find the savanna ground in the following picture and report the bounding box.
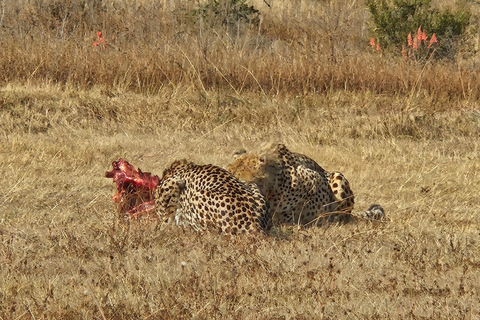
[1,0,480,319]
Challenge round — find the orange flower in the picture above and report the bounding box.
[94,31,106,49]
[427,33,438,48]
[401,45,407,60]
[421,30,427,42]
[407,32,413,47]
[369,38,375,47]
[376,43,381,51]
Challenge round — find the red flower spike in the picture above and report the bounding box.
[402,45,407,60]
[376,43,381,51]
[407,32,413,47]
[421,30,427,42]
[97,31,103,38]
[413,37,418,50]
[428,33,438,48]
[417,27,422,42]
[93,42,99,46]
[369,38,375,47]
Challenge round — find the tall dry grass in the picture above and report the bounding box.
[1,84,480,319]
[0,0,479,97]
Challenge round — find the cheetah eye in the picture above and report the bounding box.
[161,196,172,206]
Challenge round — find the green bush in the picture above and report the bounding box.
[367,0,471,59]
[191,0,260,28]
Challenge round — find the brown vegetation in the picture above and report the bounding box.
[1,0,480,319]
[1,84,480,319]
[1,0,479,97]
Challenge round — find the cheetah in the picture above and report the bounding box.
[154,159,270,234]
[226,144,384,226]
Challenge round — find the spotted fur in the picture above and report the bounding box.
[226,144,381,226]
[154,160,270,234]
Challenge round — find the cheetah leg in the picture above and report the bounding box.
[327,172,385,220]
[155,177,186,224]
[328,171,355,214]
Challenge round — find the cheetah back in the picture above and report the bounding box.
[155,160,269,234]
[227,144,355,226]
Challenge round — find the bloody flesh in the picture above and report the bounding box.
[105,159,159,217]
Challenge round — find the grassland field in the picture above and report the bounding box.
[1,0,480,319]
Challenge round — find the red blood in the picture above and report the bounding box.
[127,200,156,217]
[105,159,159,218]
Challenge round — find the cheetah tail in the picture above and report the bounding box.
[353,204,385,220]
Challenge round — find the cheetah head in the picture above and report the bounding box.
[226,148,282,197]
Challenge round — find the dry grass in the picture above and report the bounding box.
[0,0,479,97]
[1,0,480,318]
[1,84,480,319]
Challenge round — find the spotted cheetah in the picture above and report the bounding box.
[154,159,270,234]
[226,144,384,226]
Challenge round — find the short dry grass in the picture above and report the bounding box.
[1,85,479,319]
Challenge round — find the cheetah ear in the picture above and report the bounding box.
[173,176,186,193]
[232,148,247,160]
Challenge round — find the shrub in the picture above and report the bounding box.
[191,0,260,29]
[366,0,471,59]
